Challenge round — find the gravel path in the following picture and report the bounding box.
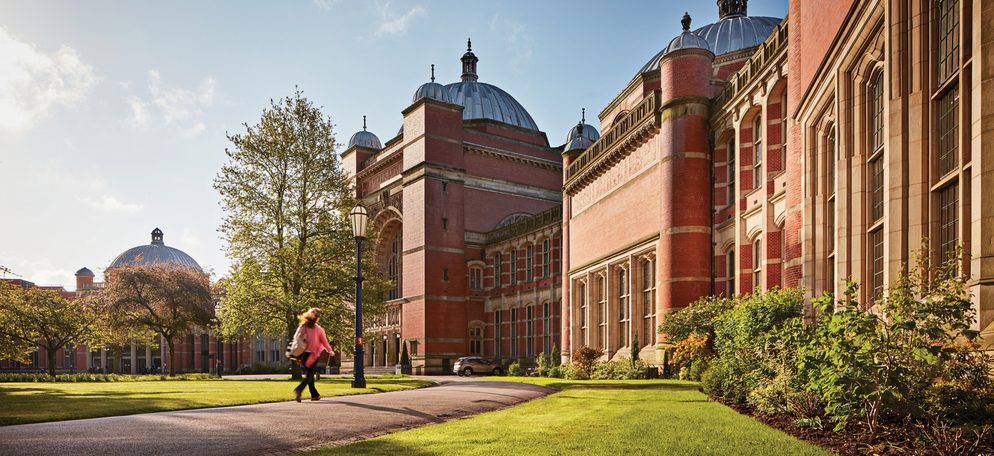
[0,377,552,455]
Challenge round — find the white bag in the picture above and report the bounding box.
[286,326,308,358]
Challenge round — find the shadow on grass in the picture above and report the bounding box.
[544,381,701,392]
[318,439,440,456]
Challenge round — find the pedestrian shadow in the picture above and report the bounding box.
[337,401,444,423]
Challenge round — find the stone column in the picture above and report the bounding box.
[130,343,137,374]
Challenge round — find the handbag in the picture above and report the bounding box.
[286,326,308,359]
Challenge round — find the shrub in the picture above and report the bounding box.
[591,359,647,380]
[671,332,712,381]
[0,373,219,382]
[507,361,523,376]
[399,340,410,366]
[534,352,550,377]
[571,346,604,380]
[548,364,562,379]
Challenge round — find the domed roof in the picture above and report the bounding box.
[75,267,94,277]
[634,2,779,78]
[662,13,712,56]
[108,228,202,271]
[347,116,382,150]
[442,39,539,131]
[564,109,600,153]
[412,64,452,104]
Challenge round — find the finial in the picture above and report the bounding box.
[460,37,479,82]
[718,0,748,20]
[430,64,435,83]
[682,12,691,31]
[467,37,472,52]
[581,108,586,123]
[362,115,367,131]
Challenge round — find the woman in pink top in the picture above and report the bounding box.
[294,307,334,402]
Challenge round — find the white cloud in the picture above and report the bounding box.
[82,196,144,214]
[0,26,98,131]
[313,0,340,11]
[489,14,534,70]
[123,70,216,136]
[375,2,426,36]
[180,228,201,247]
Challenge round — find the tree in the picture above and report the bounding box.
[0,283,104,376]
[631,332,640,369]
[98,264,214,376]
[214,89,387,378]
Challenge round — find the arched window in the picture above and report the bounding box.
[753,237,762,290]
[494,253,502,288]
[597,275,607,350]
[494,310,503,359]
[641,259,656,345]
[510,249,518,285]
[578,281,588,346]
[618,267,629,348]
[525,244,534,282]
[510,307,519,358]
[826,125,837,293]
[542,239,551,277]
[727,137,736,205]
[753,114,763,189]
[469,326,482,355]
[388,236,401,300]
[469,267,482,290]
[727,249,736,295]
[868,71,885,302]
[525,306,534,357]
[542,302,551,354]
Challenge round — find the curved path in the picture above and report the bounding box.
[0,377,553,456]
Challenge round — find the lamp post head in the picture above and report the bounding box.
[350,204,369,239]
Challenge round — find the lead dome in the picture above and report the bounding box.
[442,39,539,131]
[347,116,383,150]
[635,0,778,78]
[107,228,202,271]
[412,64,452,104]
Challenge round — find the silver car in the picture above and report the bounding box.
[453,357,503,376]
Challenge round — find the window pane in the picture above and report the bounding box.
[937,0,960,82]
[937,87,959,176]
[871,157,884,222]
[871,73,884,151]
[871,229,885,301]
[938,183,959,265]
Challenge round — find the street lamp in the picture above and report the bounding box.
[350,203,369,388]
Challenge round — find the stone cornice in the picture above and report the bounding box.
[564,90,662,195]
[355,149,403,181]
[464,143,562,171]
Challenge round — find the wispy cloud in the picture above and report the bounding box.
[313,0,340,11]
[0,26,98,131]
[374,1,426,36]
[82,196,144,214]
[123,70,216,136]
[489,14,534,70]
[179,228,201,247]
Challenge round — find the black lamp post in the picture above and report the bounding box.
[350,204,369,388]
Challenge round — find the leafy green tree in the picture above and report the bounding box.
[630,332,640,369]
[214,89,387,378]
[97,264,214,376]
[0,283,105,376]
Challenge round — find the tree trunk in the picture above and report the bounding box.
[167,337,176,377]
[46,345,58,377]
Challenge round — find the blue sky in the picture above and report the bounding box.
[0,0,787,289]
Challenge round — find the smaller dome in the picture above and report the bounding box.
[413,64,452,104]
[347,116,382,150]
[664,13,712,56]
[566,123,600,143]
[75,267,94,277]
[564,109,600,152]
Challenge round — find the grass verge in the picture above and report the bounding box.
[309,377,830,456]
[0,376,433,425]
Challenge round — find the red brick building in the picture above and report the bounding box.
[345,41,565,374]
[562,0,994,364]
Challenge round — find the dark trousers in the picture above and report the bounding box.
[294,352,320,397]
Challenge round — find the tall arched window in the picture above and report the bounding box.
[525,244,534,281]
[753,114,763,189]
[618,267,629,348]
[727,249,736,295]
[597,275,607,350]
[868,71,885,302]
[641,259,655,345]
[727,137,736,205]
[494,253,502,288]
[494,310,503,359]
[388,236,401,300]
[935,0,961,270]
[753,237,762,290]
[578,282,588,346]
[826,125,837,293]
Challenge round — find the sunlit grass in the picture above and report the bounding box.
[310,377,829,456]
[0,376,433,425]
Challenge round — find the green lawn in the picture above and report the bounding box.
[310,377,829,456]
[0,376,433,426]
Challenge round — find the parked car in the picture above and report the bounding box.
[453,357,503,376]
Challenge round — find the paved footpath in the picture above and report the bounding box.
[0,377,553,456]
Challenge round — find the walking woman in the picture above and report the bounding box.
[293,307,333,402]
